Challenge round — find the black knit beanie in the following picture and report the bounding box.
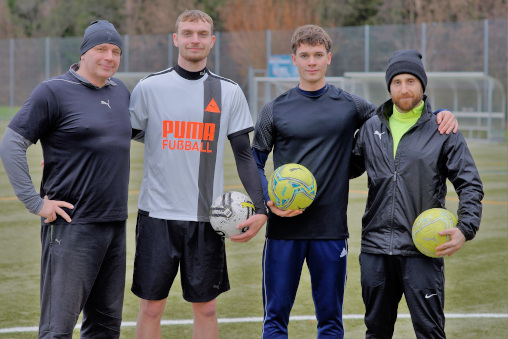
[385,49,427,92]
[80,20,122,56]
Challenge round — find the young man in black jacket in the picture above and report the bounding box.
[351,49,484,339]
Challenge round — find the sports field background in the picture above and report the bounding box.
[0,118,507,338]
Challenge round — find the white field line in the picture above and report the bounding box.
[1,313,507,333]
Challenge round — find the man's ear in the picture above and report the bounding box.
[173,33,178,47]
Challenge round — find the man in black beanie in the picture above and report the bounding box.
[350,49,483,338]
[0,20,130,338]
[385,49,427,92]
[77,20,123,87]
[80,20,123,56]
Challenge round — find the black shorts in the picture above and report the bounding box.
[131,210,230,302]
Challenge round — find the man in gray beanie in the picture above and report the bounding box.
[0,20,130,338]
[350,49,483,338]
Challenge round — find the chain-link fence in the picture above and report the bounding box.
[1,19,506,124]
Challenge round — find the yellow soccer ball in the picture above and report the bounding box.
[268,163,317,211]
[412,208,458,258]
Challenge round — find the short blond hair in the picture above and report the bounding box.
[175,9,214,34]
[291,25,332,54]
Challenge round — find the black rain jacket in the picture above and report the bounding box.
[350,97,483,256]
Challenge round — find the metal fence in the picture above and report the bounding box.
[1,19,506,125]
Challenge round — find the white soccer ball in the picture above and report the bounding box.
[209,191,255,238]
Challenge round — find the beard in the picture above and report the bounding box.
[393,91,423,113]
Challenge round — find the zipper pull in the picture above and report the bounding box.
[393,171,397,182]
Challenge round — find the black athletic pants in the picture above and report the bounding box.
[359,253,446,339]
[39,221,126,339]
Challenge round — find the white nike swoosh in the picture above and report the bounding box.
[425,293,438,299]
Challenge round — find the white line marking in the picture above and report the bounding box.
[1,314,507,333]
[0,326,39,333]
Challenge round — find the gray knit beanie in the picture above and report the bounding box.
[80,20,122,55]
[385,49,427,92]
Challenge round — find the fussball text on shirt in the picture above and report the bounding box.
[162,120,215,153]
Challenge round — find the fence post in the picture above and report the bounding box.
[168,34,173,68]
[364,25,369,72]
[123,34,129,72]
[215,31,220,75]
[484,19,491,138]
[9,38,14,118]
[248,66,254,114]
[266,29,271,68]
[265,30,271,110]
[483,19,489,75]
[45,37,50,80]
[421,22,427,68]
